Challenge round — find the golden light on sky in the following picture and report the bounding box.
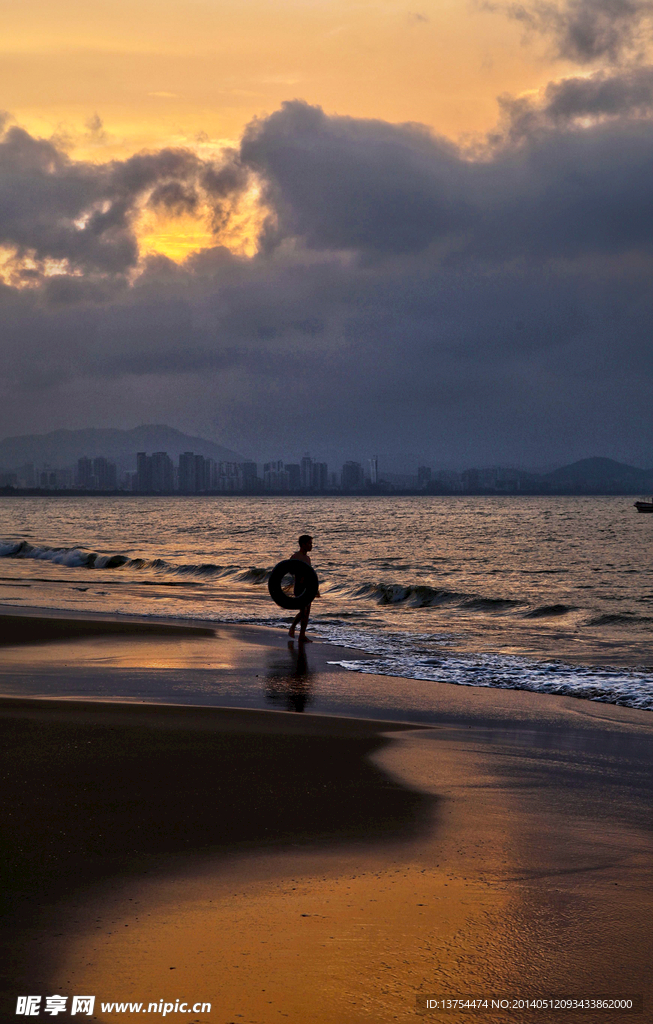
[134,210,217,263]
[0,0,573,262]
[137,184,265,261]
[1,0,568,147]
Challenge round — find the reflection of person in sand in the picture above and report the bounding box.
[265,642,313,712]
[288,534,319,643]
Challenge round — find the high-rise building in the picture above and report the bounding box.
[39,466,60,489]
[300,454,313,490]
[93,457,117,490]
[217,461,240,491]
[57,469,74,489]
[150,452,174,492]
[341,461,365,490]
[285,464,301,489]
[461,468,480,492]
[369,457,378,485]
[435,470,462,492]
[77,457,94,489]
[239,462,258,490]
[263,461,289,491]
[194,454,208,492]
[205,458,218,490]
[136,452,152,492]
[311,462,328,491]
[178,452,196,493]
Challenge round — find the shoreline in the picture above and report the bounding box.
[0,603,652,726]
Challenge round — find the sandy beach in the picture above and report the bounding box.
[1,609,652,1023]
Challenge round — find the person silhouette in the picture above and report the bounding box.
[288,534,318,642]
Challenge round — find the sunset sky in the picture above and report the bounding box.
[3,0,568,258]
[2,0,653,466]
[4,1,566,148]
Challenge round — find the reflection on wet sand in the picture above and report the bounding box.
[265,639,314,712]
[50,715,653,1024]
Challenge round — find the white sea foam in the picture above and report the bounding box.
[240,618,653,710]
[274,620,653,711]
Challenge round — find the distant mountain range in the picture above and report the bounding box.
[0,426,243,472]
[503,458,653,493]
[426,457,653,494]
[542,457,653,490]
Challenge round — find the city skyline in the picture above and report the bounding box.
[3,447,652,496]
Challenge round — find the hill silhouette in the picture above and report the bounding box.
[543,457,653,490]
[0,426,244,471]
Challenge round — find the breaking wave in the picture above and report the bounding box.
[327,579,524,611]
[3,538,648,632]
[0,540,271,583]
[0,539,591,621]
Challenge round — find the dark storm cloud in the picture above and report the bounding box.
[240,103,471,255]
[487,0,653,64]
[499,65,653,137]
[3,99,653,466]
[240,99,653,261]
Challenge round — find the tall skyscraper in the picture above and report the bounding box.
[76,457,94,489]
[178,452,196,493]
[263,461,289,491]
[136,452,152,492]
[150,452,174,492]
[194,454,208,492]
[311,461,328,491]
[341,461,365,490]
[239,462,258,490]
[93,457,117,490]
[369,457,378,485]
[300,454,313,490]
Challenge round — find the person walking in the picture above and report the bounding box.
[288,534,318,642]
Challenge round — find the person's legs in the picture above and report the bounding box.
[288,609,302,637]
[298,602,312,642]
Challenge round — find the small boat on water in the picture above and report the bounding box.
[634,500,653,512]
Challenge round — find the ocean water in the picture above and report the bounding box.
[1,494,653,710]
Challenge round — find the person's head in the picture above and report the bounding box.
[298,534,313,552]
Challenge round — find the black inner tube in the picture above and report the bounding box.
[268,559,319,610]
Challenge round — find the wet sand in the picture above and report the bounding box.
[1,609,652,1023]
[0,608,217,646]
